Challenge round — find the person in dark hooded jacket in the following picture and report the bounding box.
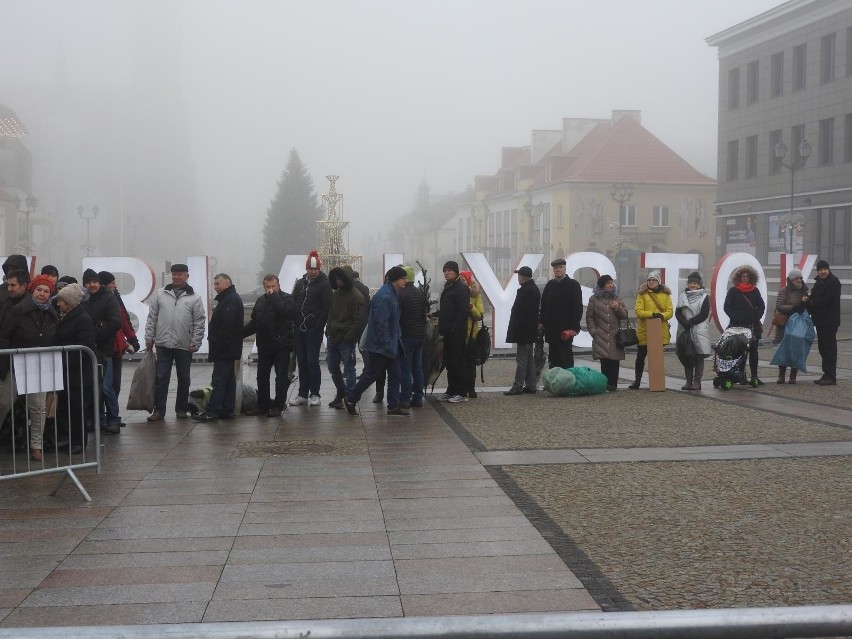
[83,268,123,434]
[723,264,766,386]
[435,260,470,402]
[325,265,365,408]
[0,254,28,305]
[243,274,297,416]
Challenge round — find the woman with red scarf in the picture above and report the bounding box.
[723,265,766,386]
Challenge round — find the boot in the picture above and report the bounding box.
[630,361,644,389]
[777,366,786,384]
[788,368,798,384]
[692,360,704,390]
[681,367,693,391]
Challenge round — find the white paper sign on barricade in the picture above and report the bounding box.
[13,352,64,394]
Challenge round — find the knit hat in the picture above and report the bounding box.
[787,268,803,279]
[98,270,115,285]
[58,275,77,285]
[28,274,56,295]
[57,283,84,307]
[816,260,830,270]
[40,264,59,278]
[647,270,662,282]
[306,251,321,270]
[386,266,407,283]
[597,274,613,288]
[402,265,415,283]
[82,268,99,283]
[442,260,459,274]
[459,270,473,286]
[687,271,702,286]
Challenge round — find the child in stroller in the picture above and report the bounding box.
[712,327,757,389]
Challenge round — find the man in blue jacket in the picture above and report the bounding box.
[343,266,408,416]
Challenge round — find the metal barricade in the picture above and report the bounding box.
[0,345,101,501]
[0,605,850,638]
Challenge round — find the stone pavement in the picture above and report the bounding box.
[0,338,850,627]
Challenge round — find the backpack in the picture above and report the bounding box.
[467,319,491,367]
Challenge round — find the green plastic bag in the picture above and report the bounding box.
[565,366,609,396]
[542,367,576,396]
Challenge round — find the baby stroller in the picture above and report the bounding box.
[712,327,754,390]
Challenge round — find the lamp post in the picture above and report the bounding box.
[13,194,38,253]
[609,184,634,283]
[126,214,143,256]
[774,139,811,254]
[78,205,99,257]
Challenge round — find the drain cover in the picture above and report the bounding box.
[233,439,367,458]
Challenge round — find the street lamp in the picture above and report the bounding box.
[609,183,634,282]
[126,214,143,256]
[774,139,811,254]
[13,194,38,253]
[78,205,99,257]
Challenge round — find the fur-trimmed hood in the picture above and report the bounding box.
[730,264,759,286]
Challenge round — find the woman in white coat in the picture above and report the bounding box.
[674,271,712,390]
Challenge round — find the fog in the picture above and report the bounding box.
[1,0,781,288]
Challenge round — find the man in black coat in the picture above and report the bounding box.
[803,259,842,385]
[539,258,583,369]
[290,251,332,406]
[83,268,123,434]
[436,260,470,402]
[195,274,244,421]
[244,274,297,417]
[504,266,542,395]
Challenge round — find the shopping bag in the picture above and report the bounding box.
[126,350,156,413]
[770,311,815,372]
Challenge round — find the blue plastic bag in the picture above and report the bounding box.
[769,311,815,372]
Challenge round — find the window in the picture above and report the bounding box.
[745,135,758,178]
[769,129,783,173]
[819,118,834,165]
[728,67,740,109]
[845,114,852,162]
[793,44,806,91]
[791,124,805,165]
[619,205,636,228]
[771,52,784,97]
[557,204,564,228]
[652,206,669,227]
[821,33,836,83]
[746,61,759,104]
[727,139,739,181]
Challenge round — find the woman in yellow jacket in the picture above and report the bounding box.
[460,271,484,398]
[629,270,673,389]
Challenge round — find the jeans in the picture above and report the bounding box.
[511,343,536,390]
[257,347,291,410]
[206,358,237,416]
[400,336,424,404]
[154,347,192,414]
[326,339,357,397]
[347,351,402,409]
[293,325,324,397]
[102,357,121,425]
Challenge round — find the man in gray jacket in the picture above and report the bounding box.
[144,263,206,421]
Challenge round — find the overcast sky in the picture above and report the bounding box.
[2,0,782,263]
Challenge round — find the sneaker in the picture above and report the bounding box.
[290,395,308,406]
[343,398,358,415]
[176,410,189,419]
[439,393,451,401]
[503,387,523,396]
[308,394,321,406]
[750,378,764,388]
[447,395,467,403]
[387,407,410,416]
[192,412,218,422]
[522,387,537,394]
[468,391,478,399]
[147,412,164,422]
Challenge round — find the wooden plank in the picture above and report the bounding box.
[646,317,666,392]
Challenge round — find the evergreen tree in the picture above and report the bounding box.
[260,149,324,277]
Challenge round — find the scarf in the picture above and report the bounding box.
[735,283,755,293]
[33,297,52,311]
[592,284,619,299]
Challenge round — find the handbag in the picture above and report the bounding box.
[771,310,788,327]
[616,313,638,348]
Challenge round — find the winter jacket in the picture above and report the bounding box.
[437,276,470,337]
[113,292,139,356]
[54,304,97,391]
[363,282,401,358]
[0,296,59,378]
[0,255,28,305]
[540,275,583,342]
[398,282,428,339]
[243,289,296,352]
[144,284,206,351]
[207,285,244,361]
[506,278,541,344]
[675,289,712,355]
[775,280,808,342]
[0,293,27,332]
[724,265,765,336]
[804,271,841,328]
[85,286,122,359]
[585,287,628,361]
[466,280,485,340]
[326,265,366,344]
[635,283,673,346]
[292,271,332,330]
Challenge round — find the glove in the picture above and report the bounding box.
[651,313,664,320]
[560,330,576,341]
[129,337,141,352]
